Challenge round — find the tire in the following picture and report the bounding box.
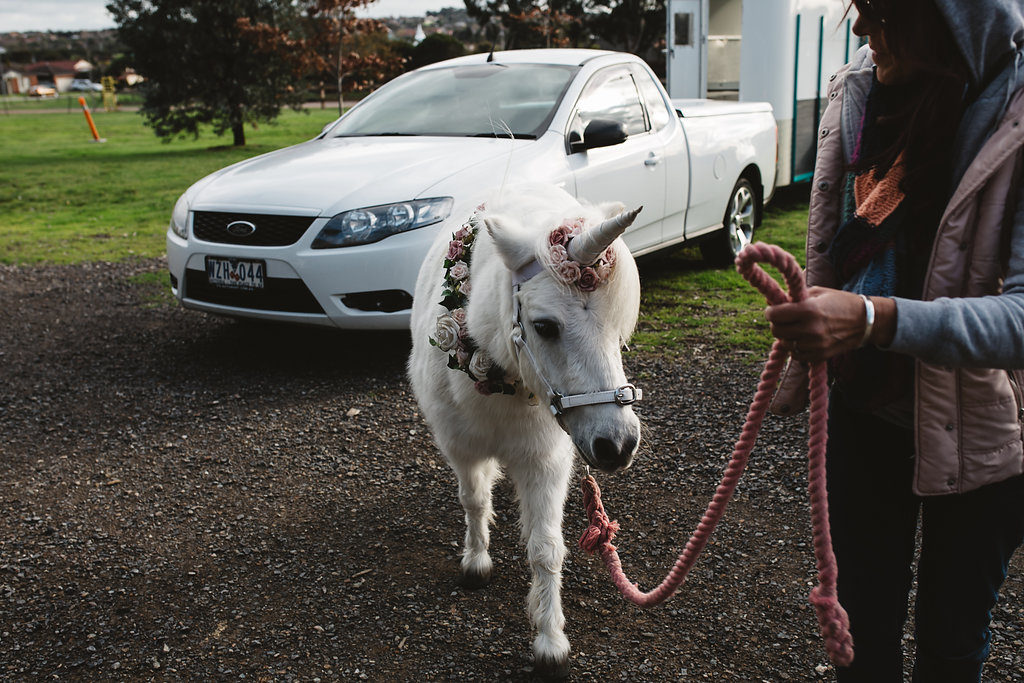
[700,177,757,265]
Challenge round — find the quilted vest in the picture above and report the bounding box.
[803,61,1024,496]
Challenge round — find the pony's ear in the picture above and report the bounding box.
[598,200,627,219]
[484,215,537,272]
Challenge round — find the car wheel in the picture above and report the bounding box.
[700,177,757,265]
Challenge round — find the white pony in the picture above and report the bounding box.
[408,184,643,676]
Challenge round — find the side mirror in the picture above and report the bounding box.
[568,119,628,153]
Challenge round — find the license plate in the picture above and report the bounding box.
[206,257,265,290]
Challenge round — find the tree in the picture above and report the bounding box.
[107,0,308,146]
[409,33,466,70]
[464,0,585,50]
[237,0,402,113]
[587,0,664,65]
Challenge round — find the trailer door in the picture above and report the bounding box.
[667,0,707,99]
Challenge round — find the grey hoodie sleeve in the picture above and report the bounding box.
[887,187,1024,369]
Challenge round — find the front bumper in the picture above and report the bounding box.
[167,215,448,330]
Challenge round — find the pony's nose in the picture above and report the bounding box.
[592,434,638,472]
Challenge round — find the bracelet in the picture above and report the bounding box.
[859,295,875,347]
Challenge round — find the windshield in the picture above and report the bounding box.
[328,63,578,139]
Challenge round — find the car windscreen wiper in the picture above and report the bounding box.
[333,132,418,137]
[470,132,537,140]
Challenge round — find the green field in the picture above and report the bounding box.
[0,107,339,264]
[0,108,809,353]
[631,187,809,355]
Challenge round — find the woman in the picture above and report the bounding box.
[766,0,1024,679]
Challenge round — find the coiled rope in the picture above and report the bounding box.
[578,242,854,668]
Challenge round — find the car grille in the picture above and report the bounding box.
[192,211,316,247]
[184,270,325,314]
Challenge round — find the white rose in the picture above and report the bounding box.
[434,313,460,352]
[555,260,581,285]
[449,261,470,281]
[468,349,493,380]
[549,244,568,265]
[458,279,472,296]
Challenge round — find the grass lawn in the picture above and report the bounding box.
[632,185,810,356]
[0,108,810,354]
[0,107,339,264]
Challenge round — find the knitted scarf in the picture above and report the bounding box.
[827,76,916,411]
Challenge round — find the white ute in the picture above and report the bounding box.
[166,48,777,330]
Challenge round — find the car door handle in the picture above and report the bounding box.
[644,153,661,167]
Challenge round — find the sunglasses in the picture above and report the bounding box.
[852,0,886,24]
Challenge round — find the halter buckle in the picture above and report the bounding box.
[614,384,641,406]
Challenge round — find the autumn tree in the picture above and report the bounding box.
[463,0,586,50]
[107,0,308,146]
[238,0,403,113]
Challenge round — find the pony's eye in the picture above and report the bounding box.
[533,319,560,340]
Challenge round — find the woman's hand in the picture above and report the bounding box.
[765,287,897,363]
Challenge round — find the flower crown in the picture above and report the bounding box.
[546,217,617,291]
[430,211,619,397]
[430,209,518,396]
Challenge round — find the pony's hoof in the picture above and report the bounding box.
[532,654,570,679]
[457,567,491,589]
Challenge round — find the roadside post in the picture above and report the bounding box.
[102,76,117,112]
[78,97,106,143]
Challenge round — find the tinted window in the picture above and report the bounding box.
[329,64,577,138]
[570,67,648,139]
[633,67,672,132]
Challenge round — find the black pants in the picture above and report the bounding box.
[826,390,1024,682]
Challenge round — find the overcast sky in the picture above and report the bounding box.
[0,0,458,33]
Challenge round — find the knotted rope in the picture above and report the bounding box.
[578,242,854,668]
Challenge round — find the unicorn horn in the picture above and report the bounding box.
[568,206,642,266]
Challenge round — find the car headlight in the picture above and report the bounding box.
[170,194,190,239]
[312,197,454,249]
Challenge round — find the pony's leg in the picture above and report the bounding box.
[508,452,573,676]
[449,455,501,588]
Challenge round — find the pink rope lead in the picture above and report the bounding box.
[578,242,854,668]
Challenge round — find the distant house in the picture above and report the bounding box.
[23,60,80,92]
[118,67,144,88]
[3,64,29,95]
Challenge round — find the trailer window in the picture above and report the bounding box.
[674,13,694,46]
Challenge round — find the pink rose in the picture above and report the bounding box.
[560,216,585,237]
[602,246,617,267]
[548,225,572,247]
[456,346,471,367]
[447,240,464,261]
[577,266,600,292]
[596,262,612,281]
[451,307,467,326]
[474,380,492,396]
[449,261,469,281]
[457,278,472,296]
[549,244,568,265]
[555,260,581,285]
[454,225,473,242]
[458,325,470,341]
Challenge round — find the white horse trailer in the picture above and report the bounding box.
[667,0,862,187]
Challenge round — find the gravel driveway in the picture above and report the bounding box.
[2,258,1022,681]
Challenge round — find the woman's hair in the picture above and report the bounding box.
[847,0,970,215]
